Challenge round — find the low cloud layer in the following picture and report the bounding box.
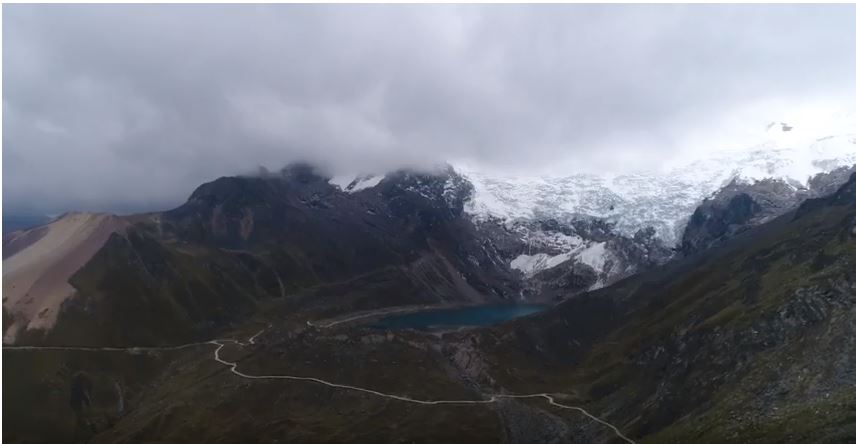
[4,4,856,214]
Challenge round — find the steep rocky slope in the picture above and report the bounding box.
[680,165,856,256]
[473,172,856,442]
[8,173,853,444]
[7,153,855,346]
[3,165,519,346]
[5,171,856,444]
[458,118,856,294]
[471,217,672,301]
[2,213,129,342]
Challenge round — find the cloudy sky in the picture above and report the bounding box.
[4,4,856,214]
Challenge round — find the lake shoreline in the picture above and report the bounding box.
[306,302,553,330]
[370,304,549,331]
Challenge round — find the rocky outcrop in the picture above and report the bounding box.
[5,164,522,346]
[680,165,856,256]
[471,215,672,301]
[477,172,856,442]
[680,189,762,255]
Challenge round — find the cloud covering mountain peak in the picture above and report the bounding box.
[5,4,856,214]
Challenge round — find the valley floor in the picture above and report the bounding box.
[4,309,634,444]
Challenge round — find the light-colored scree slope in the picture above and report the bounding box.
[3,212,128,343]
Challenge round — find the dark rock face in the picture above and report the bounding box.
[488,175,856,443]
[526,261,600,301]
[680,165,856,256]
[38,164,520,346]
[532,223,672,301]
[808,164,856,196]
[796,171,856,218]
[20,163,856,347]
[680,191,762,255]
[476,172,856,443]
[7,167,856,444]
[472,215,673,302]
[611,226,673,275]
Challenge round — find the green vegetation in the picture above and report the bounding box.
[475,178,856,442]
[5,174,855,443]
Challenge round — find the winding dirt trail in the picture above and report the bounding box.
[5,327,635,444]
[3,342,212,352]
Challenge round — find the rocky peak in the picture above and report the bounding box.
[380,166,473,214]
[679,165,856,256]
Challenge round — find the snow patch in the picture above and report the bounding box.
[510,237,610,280]
[350,175,385,192]
[510,252,572,277]
[575,242,608,271]
[329,174,386,193]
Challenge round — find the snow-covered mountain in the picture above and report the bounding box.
[452,113,856,295]
[459,114,856,247]
[316,113,855,297]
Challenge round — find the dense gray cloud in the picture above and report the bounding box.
[4,4,856,214]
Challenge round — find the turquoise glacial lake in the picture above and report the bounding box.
[372,304,547,330]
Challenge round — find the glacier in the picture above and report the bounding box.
[458,115,856,246]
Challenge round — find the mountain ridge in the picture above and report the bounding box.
[463,171,856,442]
[5,148,855,344]
[3,165,856,444]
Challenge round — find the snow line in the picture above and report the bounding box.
[6,327,635,444]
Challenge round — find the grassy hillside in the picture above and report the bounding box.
[474,174,856,442]
[5,173,854,443]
